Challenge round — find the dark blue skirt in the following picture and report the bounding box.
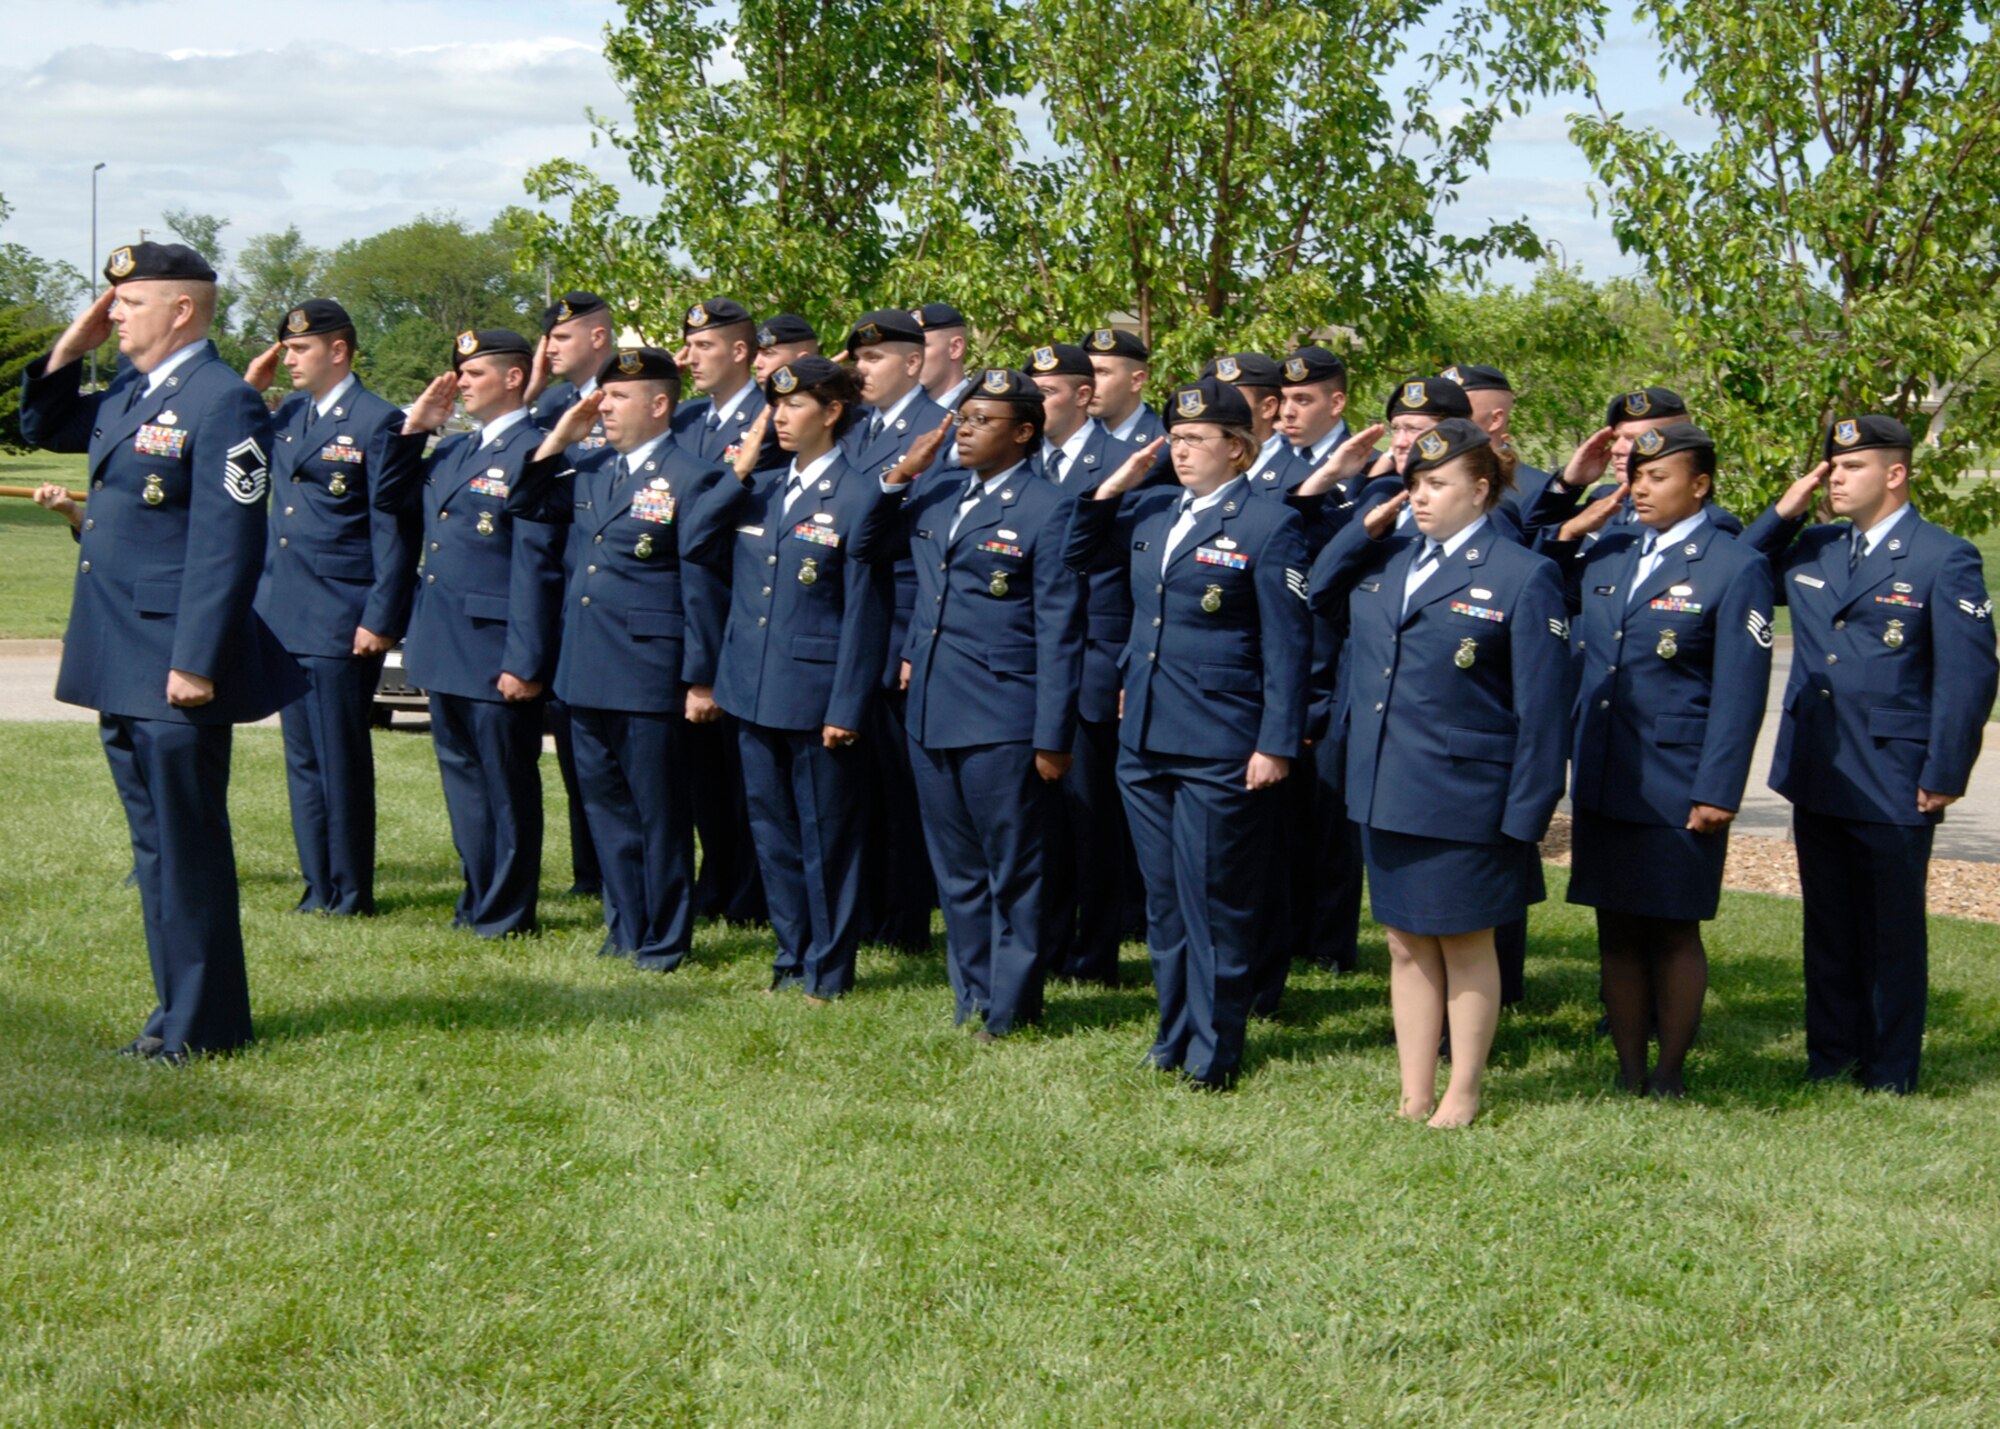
[1566,808,1729,921]
[1362,825,1545,936]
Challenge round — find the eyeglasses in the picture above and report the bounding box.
[957,412,1009,430]
[1167,431,1223,448]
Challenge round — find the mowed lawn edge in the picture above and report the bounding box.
[2,722,1999,1426]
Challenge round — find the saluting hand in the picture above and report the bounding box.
[884,413,958,487]
[735,407,772,482]
[1561,427,1618,491]
[1293,423,1386,498]
[403,373,460,435]
[551,389,605,448]
[244,343,284,394]
[1775,461,1829,521]
[1361,489,1408,540]
[1557,480,1630,543]
[1091,436,1166,501]
[525,335,554,406]
[51,287,117,372]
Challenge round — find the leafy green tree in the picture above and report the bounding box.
[321,212,545,401]
[519,0,1596,383]
[1420,264,1686,468]
[1571,0,2000,529]
[0,304,64,448]
[235,225,328,345]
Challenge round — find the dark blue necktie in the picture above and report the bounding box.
[1848,528,1864,573]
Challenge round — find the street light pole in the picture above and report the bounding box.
[89,162,106,389]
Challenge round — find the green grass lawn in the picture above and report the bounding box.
[0,452,88,639]
[3,723,2000,1424]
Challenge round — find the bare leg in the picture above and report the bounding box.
[1386,926,1445,1119]
[1431,928,1500,1128]
[1597,910,1654,1094]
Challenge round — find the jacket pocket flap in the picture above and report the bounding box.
[628,608,683,638]
[133,580,179,615]
[1655,714,1708,746]
[1446,726,1515,763]
[315,554,374,582]
[464,593,512,623]
[791,635,841,663]
[1869,706,1930,741]
[1197,663,1262,693]
[987,645,1037,674]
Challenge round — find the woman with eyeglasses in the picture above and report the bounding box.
[1063,376,1311,1089]
[1308,418,1571,1125]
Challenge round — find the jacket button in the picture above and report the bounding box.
[83,519,93,531]
[762,586,772,596]
[440,510,449,519]
[93,479,103,490]
[580,596,591,607]
[284,505,295,516]
[1600,699,1610,709]
[587,565,598,574]
[758,616,768,626]
[1155,584,1164,594]
[1820,688,1832,698]
[1153,618,1162,627]
[426,573,435,585]
[1826,653,1838,665]
[940,562,949,572]
[1613,630,1623,641]
[766,555,777,566]
[1382,667,1391,677]
[1606,664,1616,673]
[1834,619,1845,630]
[79,560,90,573]
[594,534,604,544]
[279,537,290,547]
[430,542,440,552]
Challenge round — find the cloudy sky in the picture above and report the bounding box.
[0,0,1701,299]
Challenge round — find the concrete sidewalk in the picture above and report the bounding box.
[6,638,2000,859]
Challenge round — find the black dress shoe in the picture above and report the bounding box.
[115,1036,165,1059]
[146,1045,188,1067]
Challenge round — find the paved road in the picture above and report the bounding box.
[7,638,2000,860]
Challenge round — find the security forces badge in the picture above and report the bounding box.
[108,246,136,279]
[1636,429,1665,456]
[1176,388,1206,420]
[1833,419,1860,447]
[1416,430,1449,462]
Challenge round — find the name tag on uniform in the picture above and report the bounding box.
[736,524,765,536]
[1449,600,1506,622]
[135,424,187,459]
[320,442,365,465]
[1194,546,1247,569]
[1359,580,1381,593]
[470,475,510,498]
[1133,540,1150,552]
[1795,573,1826,589]
[631,488,676,524]
[979,539,1024,557]
[791,521,840,548]
[1593,584,1616,596]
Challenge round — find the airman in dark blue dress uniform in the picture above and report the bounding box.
[752,313,820,385]
[526,289,621,899]
[1522,387,1743,548]
[1543,423,1775,1096]
[510,348,728,970]
[1311,419,1571,1124]
[853,369,1087,1038]
[395,329,565,938]
[1025,341,1146,984]
[1743,415,1998,1093]
[671,297,780,926]
[1064,377,1311,1088]
[249,298,421,917]
[1082,327,1166,446]
[1277,345,1366,975]
[683,357,894,998]
[917,302,971,410]
[19,241,303,1062]
[842,308,952,954]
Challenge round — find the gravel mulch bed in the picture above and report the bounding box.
[1540,813,2000,925]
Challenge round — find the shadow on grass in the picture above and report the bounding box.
[253,972,691,1046]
